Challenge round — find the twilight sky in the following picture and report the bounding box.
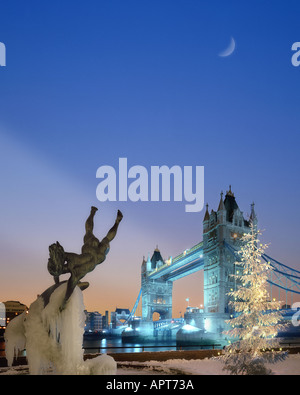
[0,0,300,318]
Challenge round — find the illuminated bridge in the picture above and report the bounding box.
[125,187,300,334]
[147,242,204,282]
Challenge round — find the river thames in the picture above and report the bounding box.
[82,336,223,354]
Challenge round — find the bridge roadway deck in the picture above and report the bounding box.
[148,241,204,281]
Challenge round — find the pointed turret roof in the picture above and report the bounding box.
[218,191,225,211]
[141,255,147,272]
[226,185,234,197]
[249,202,257,223]
[224,185,239,222]
[203,204,209,221]
[151,247,164,269]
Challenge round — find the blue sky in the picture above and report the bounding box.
[0,1,300,315]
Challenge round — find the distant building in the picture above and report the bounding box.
[3,301,28,327]
[103,310,109,330]
[84,311,104,332]
[111,308,130,328]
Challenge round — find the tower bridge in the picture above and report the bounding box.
[126,186,300,339]
[147,241,204,282]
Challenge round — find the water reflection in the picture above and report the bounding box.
[1,337,181,358]
[1,337,220,359]
[82,337,206,354]
[83,337,154,354]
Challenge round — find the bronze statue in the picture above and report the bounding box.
[47,206,123,311]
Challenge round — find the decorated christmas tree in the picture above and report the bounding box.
[222,222,288,375]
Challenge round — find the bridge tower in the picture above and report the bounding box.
[202,186,257,334]
[141,247,173,321]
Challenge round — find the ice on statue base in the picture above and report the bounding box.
[5,206,122,375]
[4,283,117,375]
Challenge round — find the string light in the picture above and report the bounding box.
[221,223,288,374]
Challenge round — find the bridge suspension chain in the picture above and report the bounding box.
[224,241,300,295]
[124,288,142,324]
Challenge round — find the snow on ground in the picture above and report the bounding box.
[1,353,300,375]
[117,353,300,375]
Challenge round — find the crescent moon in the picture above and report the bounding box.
[219,37,236,57]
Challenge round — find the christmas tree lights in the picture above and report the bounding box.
[221,223,288,375]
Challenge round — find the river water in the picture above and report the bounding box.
[82,337,181,354]
[0,337,215,359]
[82,336,223,354]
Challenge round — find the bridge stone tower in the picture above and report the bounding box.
[141,248,173,321]
[202,186,257,334]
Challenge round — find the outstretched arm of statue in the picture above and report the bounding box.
[83,206,98,245]
[48,208,123,311]
[104,210,123,243]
